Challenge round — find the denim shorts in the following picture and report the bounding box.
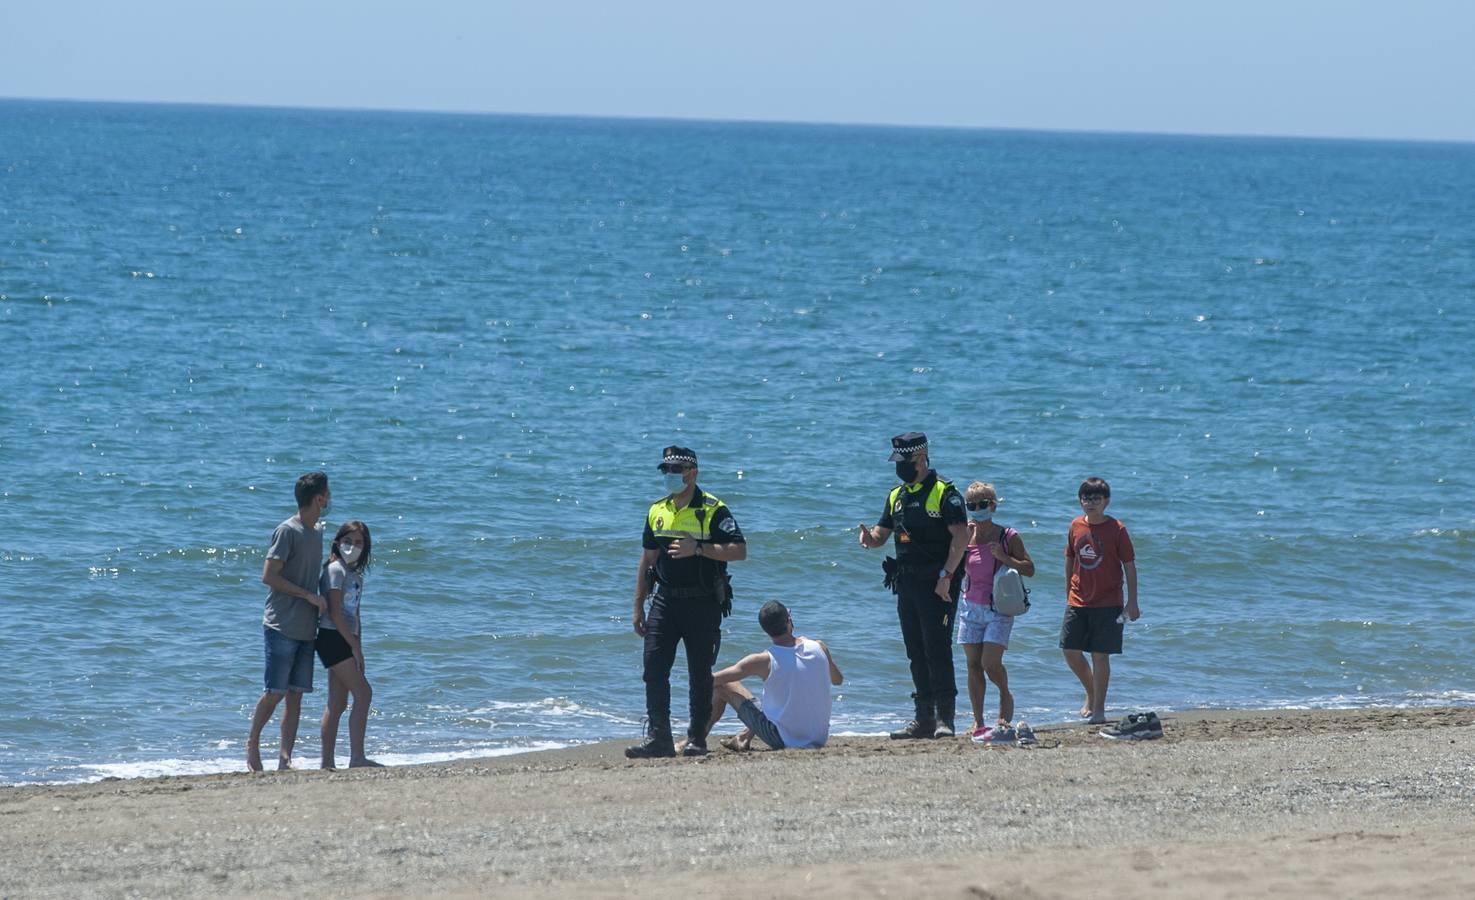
[263,626,316,694]
[957,600,1014,647]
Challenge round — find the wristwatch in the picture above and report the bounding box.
[938,567,951,579]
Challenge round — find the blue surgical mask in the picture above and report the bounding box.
[663,472,686,495]
[967,508,993,522]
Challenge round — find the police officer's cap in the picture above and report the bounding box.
[658,446,699,470]
[888,432,928,461]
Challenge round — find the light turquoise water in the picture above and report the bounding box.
[1,100,1472,783]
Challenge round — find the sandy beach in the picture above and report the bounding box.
[3,707,1473,898]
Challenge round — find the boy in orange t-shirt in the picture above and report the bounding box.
[1060,477,1139,725]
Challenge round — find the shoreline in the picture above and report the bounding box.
[7,702,1473,788]
[3,706,1474,897]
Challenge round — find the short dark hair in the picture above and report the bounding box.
[295,471,329,508]
[1078,477,1111,499]
[330,520,373,573]
[758,601,790,637]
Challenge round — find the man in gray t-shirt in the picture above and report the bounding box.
[262,515,324,641]
[246,472,331,773]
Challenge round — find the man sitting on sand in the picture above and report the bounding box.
[690,601,843,751]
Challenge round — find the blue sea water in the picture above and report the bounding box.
[1,100,1472,784]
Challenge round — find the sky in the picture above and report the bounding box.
[3,1,1474,142]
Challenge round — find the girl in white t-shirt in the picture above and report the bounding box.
[959,482,1035,743]
[315,520,382,769]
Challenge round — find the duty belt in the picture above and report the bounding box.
[895,561,946,576]
[655,585,719,602]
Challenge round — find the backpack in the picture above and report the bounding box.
[990,526,1031,616]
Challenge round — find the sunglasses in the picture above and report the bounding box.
[965,500,994,511]
[1080,494,1108,503]
[659,463,693,474]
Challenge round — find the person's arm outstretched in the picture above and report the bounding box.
[712,651,772,686]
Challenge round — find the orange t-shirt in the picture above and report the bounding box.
[1065,516,1134,608]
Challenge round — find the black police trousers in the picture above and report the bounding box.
[642,593,723,740]
[895,570,958,719]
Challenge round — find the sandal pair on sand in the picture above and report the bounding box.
[969,722,1038,746]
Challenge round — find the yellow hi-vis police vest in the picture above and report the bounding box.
[647,490,728,542]
[888,477,954,521]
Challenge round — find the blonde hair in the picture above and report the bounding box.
[965,481,998,504]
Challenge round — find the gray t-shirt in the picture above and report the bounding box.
[261,514,323,641]
[318,559,363,636]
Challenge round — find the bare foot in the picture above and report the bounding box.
[1079,700,1094,718]
[1088,713,1108,725]
[719,735,751,752]
[277,756,293,771]
[321,761,337,771]
[349,758,384,768]
[246,744,263,773]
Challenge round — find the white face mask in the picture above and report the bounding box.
[339,542,362,565]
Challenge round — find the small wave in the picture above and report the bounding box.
[466,697,631,723]
[46,742,572,784]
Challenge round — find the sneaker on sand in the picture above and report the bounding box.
[1099,711,1164,741]
[969,725,993,742]
[1016,721,1038,746]
[981,725,1018,745]
[934,721,956,739]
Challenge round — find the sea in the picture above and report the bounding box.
[1,99,1471,784]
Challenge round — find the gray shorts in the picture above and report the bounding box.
[736,698,786,750]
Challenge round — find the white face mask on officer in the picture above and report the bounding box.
[662,472,687,495]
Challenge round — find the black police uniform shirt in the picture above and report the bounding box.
[877,471,966,569]
[642,487,745,590]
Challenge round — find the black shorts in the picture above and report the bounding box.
[1059,606,1124,654]
[315,628,355,669]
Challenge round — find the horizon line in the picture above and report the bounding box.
[4,94,1473,149]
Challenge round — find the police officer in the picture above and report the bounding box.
[857,432,969,738]
[627,446,747,759]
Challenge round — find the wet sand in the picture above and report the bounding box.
[3,707,1473,898]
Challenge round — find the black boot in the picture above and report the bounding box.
[890,693,938,734]
[625,719,676,759]
[682,733,709,757]
[889,718,936,739]
[889,701,937,740]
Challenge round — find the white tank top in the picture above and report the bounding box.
[762,638,833,749]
